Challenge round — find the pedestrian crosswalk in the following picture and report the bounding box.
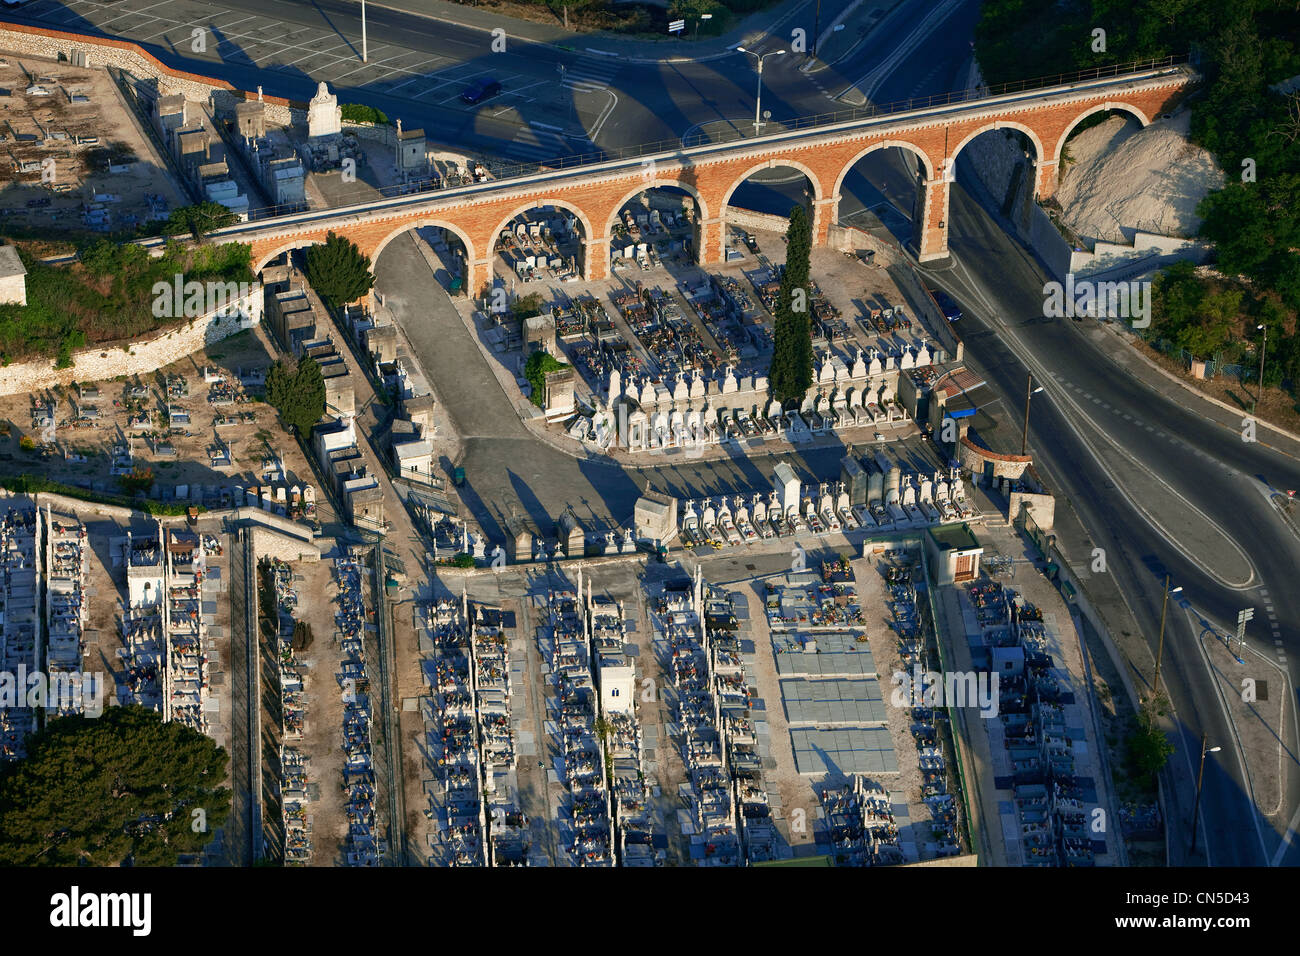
[505,123,570,161]
[560,57,620,93]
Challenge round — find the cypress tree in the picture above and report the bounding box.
[768,204,814,408]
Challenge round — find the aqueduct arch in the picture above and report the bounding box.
[232,67,1192,281]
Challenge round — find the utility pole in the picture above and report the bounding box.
[1252,323,1268,414]
[1152,576,1181,700]
[1189,734,1220,855]
[1020,374,1043,456]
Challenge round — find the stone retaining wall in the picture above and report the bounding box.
[0,286,261,396]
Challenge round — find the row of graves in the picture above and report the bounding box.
[650,569,744,865]
[883,555,961,858]
[163,530,211,734]
[269,559,313,863]
[0,507,39,759]
[119,528,166,718]
[423,596,487,866]
[582,342,935,456]
[233,484,318,522]
[679,479,861,551]
[965,581,1101,866]
[500,215,579,283]
[680,273,767,370]
[611,284,723,382]
[470,602,532,866]
[334,551,383,865]
[703,581,783,862]
[819,777,905,866]
[609,204,694,273]
[845,453,978,530]
[589,594,657,865]
[44,510,90,718]
[537,583,615,866]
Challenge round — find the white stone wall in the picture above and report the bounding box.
[0,273,26,307]
[0,286,261,396]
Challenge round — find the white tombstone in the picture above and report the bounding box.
[307,81,342,138]
[852,349,867,379]
[689,375,705,400]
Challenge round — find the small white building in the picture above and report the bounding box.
[598,661,636,716]
[392,438,434,482]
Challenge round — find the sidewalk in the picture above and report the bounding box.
[367,0,852,63]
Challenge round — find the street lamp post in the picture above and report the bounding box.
[1252,323,1268,414]
[812,0,821,58]
[737,47,786,137]
[1188,734,1221,854]
[361,0,368,62]
[1020,373,1044,456]
[1152,576,1182,700]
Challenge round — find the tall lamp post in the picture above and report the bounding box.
[1189,734,1221,854]
[737,47,786,137]
[360,0,368,62]
[1020,373,1044,456]
[1152,576,1182,700]
[1252,323,1268,414]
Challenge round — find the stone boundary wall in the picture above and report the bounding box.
[1071,231,1211,280]
[250,525,320,562]
[889,259,964,364]
[0,20,302,121]
[723,208,790,236]
[1026,205,1075,282]
[0,286,262,396]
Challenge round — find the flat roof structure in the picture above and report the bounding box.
[781,678,889,724]
[790,726,898,775]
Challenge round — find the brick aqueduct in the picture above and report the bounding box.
[214,63,1193,298]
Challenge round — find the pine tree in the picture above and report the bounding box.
[0,705,230,865]
[768,204,814,408]
[266,354,326,436]
[304,231,376,311]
